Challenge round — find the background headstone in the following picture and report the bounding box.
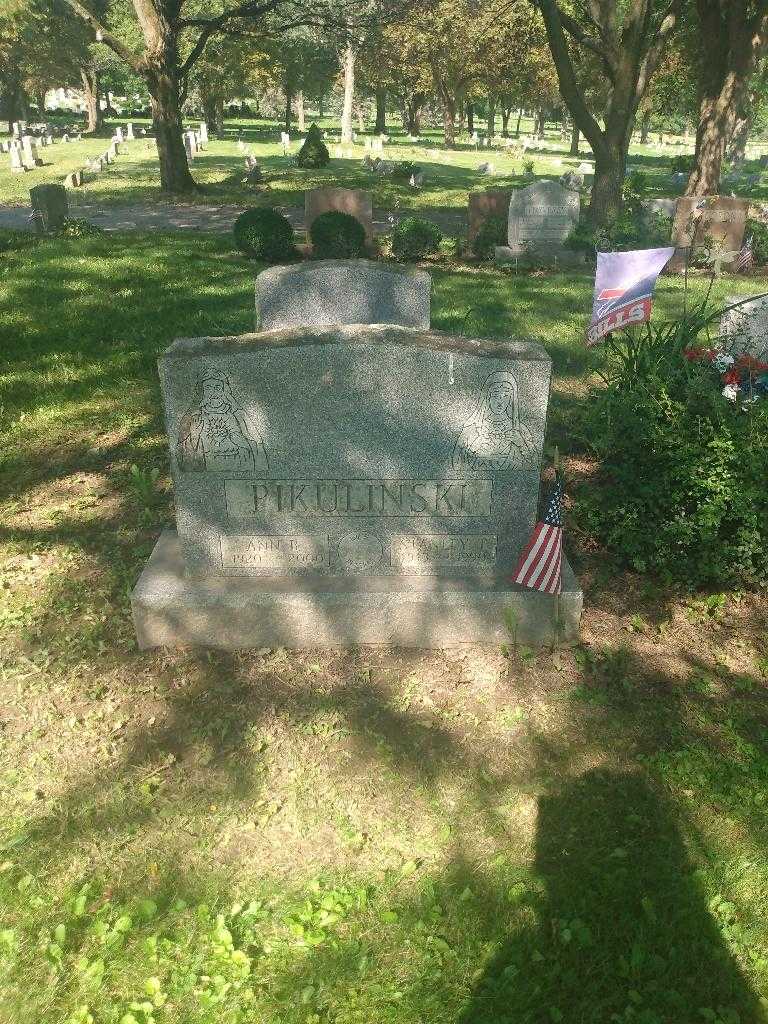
[305,187,374,246]
[468,188,512,243]
[720,295,768,361]
[30,183,68,232]
[505,179,580,255]
[21,135,41,169]
[9,144,25,173]
[255,260,431,332]
[669,196,749,271]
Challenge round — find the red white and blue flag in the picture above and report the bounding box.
[586,247,675,345]
[511,474,564,595]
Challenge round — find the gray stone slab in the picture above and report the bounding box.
[494,245,585,267]
[255,260,431,331]
[507,180,579,255]
[131,529,582,648]
[720,295,768,361]
[158,323,552,582]
[30,183,67,232]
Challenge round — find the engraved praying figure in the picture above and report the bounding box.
[177,369,269,474]
[452,370,535,472]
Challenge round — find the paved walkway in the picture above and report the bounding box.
[0,201,467,236]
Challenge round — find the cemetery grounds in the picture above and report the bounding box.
[1,121,768,1024]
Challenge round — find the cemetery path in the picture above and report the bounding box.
[0,201,466,236]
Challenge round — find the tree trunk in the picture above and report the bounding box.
[487,95,496,138]
[515,108,523,137]
[500,99,512,136]
[146,59,196,193]
[374,86,386,133]
[639,108,651,144]
[340,40,356,143]
[569,123,580,155]
[727,110,750,165]
[0,56,25,122]
[591,151,625,226]
[214,97,224,135]
[319,95,324,119]
[80,68,103,133]
[284,86,292,132]
[536,108,546,137]
[296,89,305,132]
[685,1,768,196]
[355,103,365,133]
[105,91,116,116]
[466,101,474,133]
[441,92,457,147]
[404,92,424,134]
[35,88,46,115]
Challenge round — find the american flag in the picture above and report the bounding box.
[735,236,754,273]
[511,475,564,594]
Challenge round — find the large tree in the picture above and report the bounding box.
[684,1,768,195]
[535,0,682,226]
[59,0,366,193]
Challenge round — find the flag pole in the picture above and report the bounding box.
[553,447,564,647]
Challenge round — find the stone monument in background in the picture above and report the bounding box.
[495,180,582,265]
[131,261,582,649]
[668,196,749,272]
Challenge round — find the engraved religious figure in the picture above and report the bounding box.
[452,370,535,472]
[178,369,269,473]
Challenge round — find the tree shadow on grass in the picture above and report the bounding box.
[459,767,761,1024]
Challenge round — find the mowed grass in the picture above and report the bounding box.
[4,114,768,210]
[1,236,768,1024]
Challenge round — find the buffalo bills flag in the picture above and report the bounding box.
[586,247,675,345]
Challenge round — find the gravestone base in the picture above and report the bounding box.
[494,246,586,268]
[132,529,583,650]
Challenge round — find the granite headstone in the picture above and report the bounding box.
[505,180,579,255]
[305,187,374,246]
[30,183,68,232]
[131,308,582,647]
[720,295,768,362]
[669,196,749,271]
[468,189,512,243]
[255,260,431,332]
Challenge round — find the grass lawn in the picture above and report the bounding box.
[3,115,768,211]
[1,235,768,1024]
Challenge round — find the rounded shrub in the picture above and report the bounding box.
[296,122,330,169]
[472,215,507,259]
[233,207,296,262]
[391,216,442,261]
[310,210,367,258]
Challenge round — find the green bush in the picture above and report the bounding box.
[309,211,367,258]
[391,216,442,260]
[57,218,103,237]
[565,173,671,256]
[233,207,297,262]
[0,228,39,253]
[390,160,420,181]
[746,217,768,265]
[670,154,694,174]
[296,123,330,169]
[577,305,768,588]
[472,215,507,259]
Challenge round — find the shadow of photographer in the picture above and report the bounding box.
[460,767,760,1024]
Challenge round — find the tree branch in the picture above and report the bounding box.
[534,0,608,157]
[557,6,616,81]
[635,0,681,101]
[60,0,143,72]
